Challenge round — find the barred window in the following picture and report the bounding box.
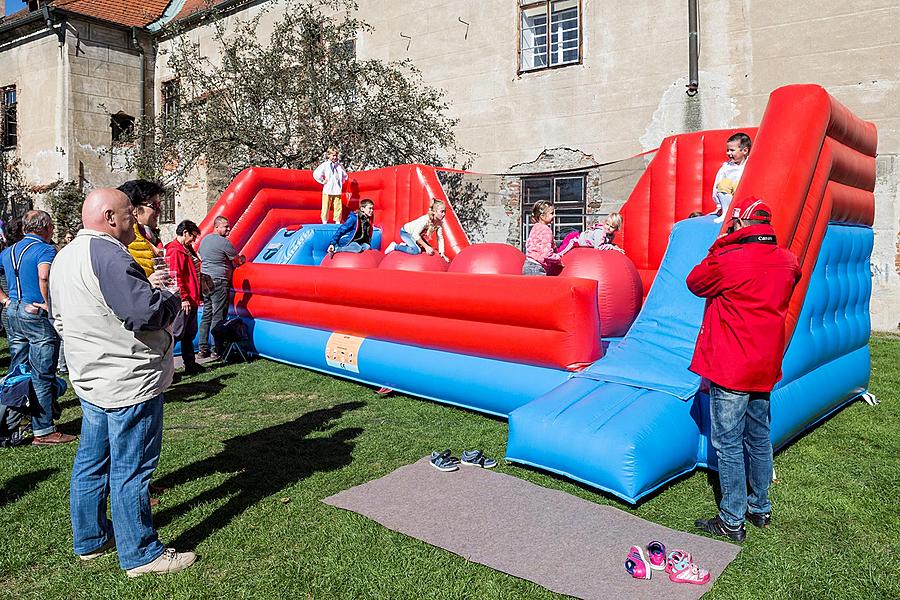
[159,189,176,224]
[161,79,179,133]
[519,0,581,73]
[2,86,17,149]
[521,174,586,248]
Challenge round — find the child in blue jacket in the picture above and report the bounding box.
[327,199,375,255]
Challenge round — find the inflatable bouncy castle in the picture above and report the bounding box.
[198,84,877,503]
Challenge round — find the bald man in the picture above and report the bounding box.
[50,188,196,576]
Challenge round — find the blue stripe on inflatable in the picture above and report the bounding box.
[248,319,571,418]
[576,216,720,399]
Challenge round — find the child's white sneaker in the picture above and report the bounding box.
[384,242,396,254]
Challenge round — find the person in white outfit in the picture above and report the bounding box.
[313,148,349,224]
[711,132,751,222]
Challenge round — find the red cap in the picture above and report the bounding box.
[730,196,773,222]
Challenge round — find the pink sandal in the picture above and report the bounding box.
[665,549,710,585]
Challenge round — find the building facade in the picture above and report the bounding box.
[2,0,899,329]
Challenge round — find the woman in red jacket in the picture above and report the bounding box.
[165,220,204,376]
[687,197,801,542]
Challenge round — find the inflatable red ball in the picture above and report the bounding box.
[559,248,643,338]
[448,243,526,275]
[378,250,449,272]
[320,249,384,269]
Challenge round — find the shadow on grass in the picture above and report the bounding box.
[0,468,59,508]
[154,401,364,549]
[164,373,238,404]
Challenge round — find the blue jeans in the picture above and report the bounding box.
[334,242,370,254]
[70,394,165,570]
[709,383,773,526]
[394,230,422,255]
[6,301,60,436]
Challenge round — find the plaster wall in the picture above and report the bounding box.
[0,29,66,184]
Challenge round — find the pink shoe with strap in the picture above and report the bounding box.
[646,540,666,571]
[666,549,711,585]
[624,545,651,580]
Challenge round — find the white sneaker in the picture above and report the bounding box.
[126,548,197,578]
[384,242,396,254]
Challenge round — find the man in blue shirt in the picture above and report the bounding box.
[0,210,75,445]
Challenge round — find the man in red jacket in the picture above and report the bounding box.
[687,197,801,541]
[165,220,204,376]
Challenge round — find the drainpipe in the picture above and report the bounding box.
[686,0,699,96]
[42,6,69,182]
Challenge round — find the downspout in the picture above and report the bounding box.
[686,0,699,96]
[42,6,70,181]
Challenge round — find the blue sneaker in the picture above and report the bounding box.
[430,450,459,472]
[460,450,497,469]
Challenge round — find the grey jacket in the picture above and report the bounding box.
[50,229,181,409]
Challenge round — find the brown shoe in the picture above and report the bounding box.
[33,431,77,445]
[197,349,211,359]
[150,497,160,508]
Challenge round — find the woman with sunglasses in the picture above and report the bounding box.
[118,180,166,276]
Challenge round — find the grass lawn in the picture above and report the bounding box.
[1,333,898,599]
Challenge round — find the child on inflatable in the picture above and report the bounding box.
[557,212,624,255]
[711,132,751,222]
[522,200,562,276]
[327,198,375,255]
[313,148,349,224]
[384,199,447,260]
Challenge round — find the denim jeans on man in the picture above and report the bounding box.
[199,278,230,354]
[709,383,773,526]
[6,301,59,436]
[70,394,165,569]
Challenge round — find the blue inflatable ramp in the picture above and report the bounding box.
[506,217,720,503]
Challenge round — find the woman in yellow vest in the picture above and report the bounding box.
[118,180,165,275]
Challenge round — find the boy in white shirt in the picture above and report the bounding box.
[313,148,349,224]
[712,132,751,222]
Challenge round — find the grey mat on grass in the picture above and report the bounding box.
[324,457,741,600]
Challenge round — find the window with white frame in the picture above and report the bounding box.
[519,0,581,72]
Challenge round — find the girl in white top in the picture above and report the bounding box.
[385,200,447,259]
[313,148,349,224]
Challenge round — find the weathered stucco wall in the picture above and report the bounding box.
[68,20,149,192]
[0,29,66,185]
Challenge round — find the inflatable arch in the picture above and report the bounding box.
[198,84,877,503]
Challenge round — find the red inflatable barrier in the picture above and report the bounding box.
[232,264,601,369]
[448,244,526,275]
[378,251,449,272]
[560,249,643,338]
[320,249,384,269]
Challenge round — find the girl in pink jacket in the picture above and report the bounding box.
[522,200,561,276]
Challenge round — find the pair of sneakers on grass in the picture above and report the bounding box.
[625,540,710,585]
[430,449,497,472]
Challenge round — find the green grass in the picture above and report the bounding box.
[1,334,898,599]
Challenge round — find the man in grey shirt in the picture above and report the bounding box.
[52,188,196,576]
[197,216,244,358]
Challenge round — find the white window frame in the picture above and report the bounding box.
[519,0,582,74]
